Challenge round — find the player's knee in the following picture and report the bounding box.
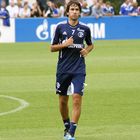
[73,96,82,108]
[60,99,68,106]
[73,99,80,106]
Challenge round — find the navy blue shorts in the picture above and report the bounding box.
[56,73,86,96]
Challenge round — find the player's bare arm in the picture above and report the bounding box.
[80,44,94,57]
[51,37,73,52]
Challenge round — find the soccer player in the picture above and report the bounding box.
[51,0,94,140]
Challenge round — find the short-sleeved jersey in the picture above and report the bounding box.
[51,20,93,74]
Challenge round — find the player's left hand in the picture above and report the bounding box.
[80,48,88,57]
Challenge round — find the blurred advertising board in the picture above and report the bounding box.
[15,16,140,42]
[0,19,15,43]
[1,16,140,43]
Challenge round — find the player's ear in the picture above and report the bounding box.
[64,10,69,17]
[66,12,69,17]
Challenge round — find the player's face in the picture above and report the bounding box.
[67,4,80,21]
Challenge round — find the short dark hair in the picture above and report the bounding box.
[65,0,82,14]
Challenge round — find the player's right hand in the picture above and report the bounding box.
[63,36,73,47]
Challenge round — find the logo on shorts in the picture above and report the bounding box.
[56,82,60,89]
[56,82,61,93]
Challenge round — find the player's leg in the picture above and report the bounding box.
[67,74,85,139]
[56,73,72,138]
[59,95,69,120]
[65,94,82,140]
[59,95,70,134]
[71,93,82,123]
[69,93,82,137]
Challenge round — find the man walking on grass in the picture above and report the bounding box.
[51,0,94,139]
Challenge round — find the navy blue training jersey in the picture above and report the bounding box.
[51,20,93,74]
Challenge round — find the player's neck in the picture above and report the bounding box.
[68,19,79,27]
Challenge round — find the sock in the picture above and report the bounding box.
[69,122,77,137]
[63,118,70,130]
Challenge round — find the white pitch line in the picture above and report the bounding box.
[0,95,29,116]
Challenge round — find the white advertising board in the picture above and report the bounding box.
[0,18,15,43]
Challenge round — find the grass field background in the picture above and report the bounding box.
[0,40,140,140]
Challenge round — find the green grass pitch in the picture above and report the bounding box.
[0,40,140,140]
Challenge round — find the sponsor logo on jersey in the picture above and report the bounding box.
[68,44,84,49]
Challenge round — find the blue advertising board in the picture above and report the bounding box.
[16,18,66,42]
[15,16,140,42]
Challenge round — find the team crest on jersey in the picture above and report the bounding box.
[78,32,84,38]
